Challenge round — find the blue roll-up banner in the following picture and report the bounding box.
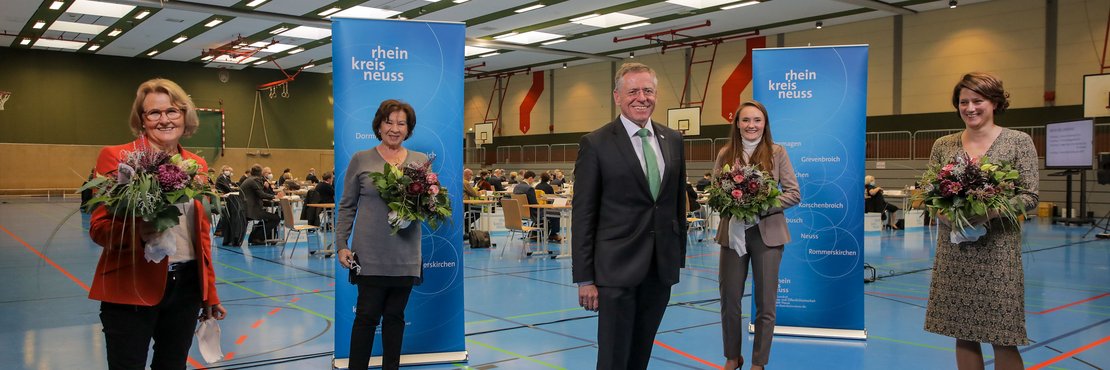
[752,45,868,339]
[332,18,467,367]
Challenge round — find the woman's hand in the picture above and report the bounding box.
[337,249,354,269]
[200,304,227,320]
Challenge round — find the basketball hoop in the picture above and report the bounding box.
[0,91,10,111]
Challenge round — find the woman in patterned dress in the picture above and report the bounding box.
[923,72,1039,370]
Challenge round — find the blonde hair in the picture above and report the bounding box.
[613,62,658,92]
[128,78,200,137]
[865,175,875,185]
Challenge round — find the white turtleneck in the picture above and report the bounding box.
[741,138,760,161]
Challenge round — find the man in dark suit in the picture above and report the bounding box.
[573,62,686,370]
[240,164,282,245]
[695,172,712,192]
[305,168,320,184]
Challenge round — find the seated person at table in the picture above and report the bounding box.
[507,172,519,185]
[488,169,506,191]
[865,175,901,229]
[513,171,561,242]
[695,172,712,191]
[316,172,336,203]
[476,171,494,192]
[305,168,319,184]
[241,164,284,245]
[462,168,482,231]
[238,169,250,186]
[276,168,292,187]
[261,167,277,193]
[216,165,236,194]
[686,181,702,216]
[550,170,566,186]
[535,172,556,196]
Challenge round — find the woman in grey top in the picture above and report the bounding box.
[924,73,1038,370]
[337,99,427,370]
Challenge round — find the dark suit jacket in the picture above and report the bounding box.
[215,174,235,194]
[572,118,687,287]
[512,182,539,218]
[315,181,335,204]
[239,176,276,220]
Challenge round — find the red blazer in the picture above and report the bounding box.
[88,137,220,307]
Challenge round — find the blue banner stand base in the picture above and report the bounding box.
[750,324,867,340]
[333,351,469,369]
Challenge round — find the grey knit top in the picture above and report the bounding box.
[336,148,428,278]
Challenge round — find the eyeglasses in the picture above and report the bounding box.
[624,88,656,98]
[143,108,184,121]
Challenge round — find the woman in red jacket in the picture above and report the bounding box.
[89,78,226,369]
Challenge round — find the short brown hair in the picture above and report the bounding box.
[614,62,657,92]
[129,78,200,137]
[951,72,1010,114]
[371,99,417,140]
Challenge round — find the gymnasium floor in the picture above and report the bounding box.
[1,199,1108,369]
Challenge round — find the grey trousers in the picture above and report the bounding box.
[719,226,783,366]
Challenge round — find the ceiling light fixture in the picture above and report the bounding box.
[629,51,635,59]
[815,21,823,29]
[33,20,46,29]
[201,55,214,61]
[204,19,223,27]
[541,39,566,46]
[246,0,267,7]
[288,48,304,54]
[515,4,545,13]
[173,36,187,43]
[269,27,289,34]
[949,0,957,8]
[254,60,268,65]
[134,10,150,19]
[562,62,567,69]
[49,1,64,10]
[453,0,469,3]
[318,7,341,16]
[480,52,500,58]
[303,63,315,69]
[620,22,650,30]
[570,13,600,22]
[721,1,759,10]
[20,38,31,45]
[493,32,518,40]
[88,44,100,51]
[146,50,158,56]
[108,28,122,36]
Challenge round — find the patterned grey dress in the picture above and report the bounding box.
[923,128,1039,346]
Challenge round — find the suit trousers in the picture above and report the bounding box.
[719,227,783,366]
[99,261,202,370]
[349,282,414,370]
[596,261,672,370]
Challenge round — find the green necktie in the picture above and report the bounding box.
[637,128,660,199]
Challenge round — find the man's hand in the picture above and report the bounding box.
[578,284,599,312]
[337,249,354,269]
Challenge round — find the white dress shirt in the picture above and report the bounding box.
[620,115,666,182]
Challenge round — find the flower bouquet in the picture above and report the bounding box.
[79,150,219,262]
[368,154,452,235]
[706,161,783,224]
[914,152,1025,243]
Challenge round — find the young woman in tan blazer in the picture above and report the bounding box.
[714,100,801,370]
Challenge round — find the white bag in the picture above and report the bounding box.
[727,218,756,258]
[195,318,225,363]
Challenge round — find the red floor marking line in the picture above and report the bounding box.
[312,289,320,293]
[251,319,264,329]
[1033,292,1110,315]
[329,282,336,287]
[290,297,301,303]
[866,291,927,301]
[235,335,248,345]
[187,356,208,369]
[223,352,236,361]
[0,224,91,291]
[1027,334,1110,370]
[268,307,282,315]
[653,340,723,369]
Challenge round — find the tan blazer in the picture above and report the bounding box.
[714,144,801,247]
